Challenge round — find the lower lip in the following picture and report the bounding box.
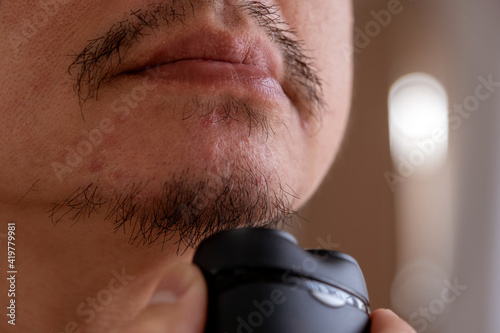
[129,60,287,101]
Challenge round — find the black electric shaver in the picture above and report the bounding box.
[193,228,371,333]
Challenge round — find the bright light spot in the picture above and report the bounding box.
[389,73,449,172]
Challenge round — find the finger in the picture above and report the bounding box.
[121,262,207,333]
[370,309,416,333]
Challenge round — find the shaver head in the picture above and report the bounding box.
[193,228,371,333]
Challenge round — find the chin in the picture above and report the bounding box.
[46,126,303,247]
[48,162,299,248]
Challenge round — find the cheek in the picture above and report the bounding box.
[0,1,109,195]
[295,110,350,208]
[278,1,353,204]
[279,0,353,98]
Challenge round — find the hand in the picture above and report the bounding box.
[120,262,207,333]
[120,262,416,333]
[371,309,417,333]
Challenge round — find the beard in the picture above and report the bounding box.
[47,97,299,251]
[48,169,297,251]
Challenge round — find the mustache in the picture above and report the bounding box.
[68,0,325,120]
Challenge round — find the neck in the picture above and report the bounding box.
[0,202,193,333]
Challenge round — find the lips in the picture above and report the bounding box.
[115,30,287,100]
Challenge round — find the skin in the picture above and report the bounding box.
[0,0,415,332]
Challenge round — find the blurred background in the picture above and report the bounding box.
[290,1,500,332]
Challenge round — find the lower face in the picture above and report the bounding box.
[0,0,352,242]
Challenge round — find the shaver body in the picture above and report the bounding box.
[193,228,371,333]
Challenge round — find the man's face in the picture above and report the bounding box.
[0,0,352,246]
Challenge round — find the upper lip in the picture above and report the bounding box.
[116,29,284,82]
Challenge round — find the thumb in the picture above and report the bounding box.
[370,309,416,333]
[122,262,208,333]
